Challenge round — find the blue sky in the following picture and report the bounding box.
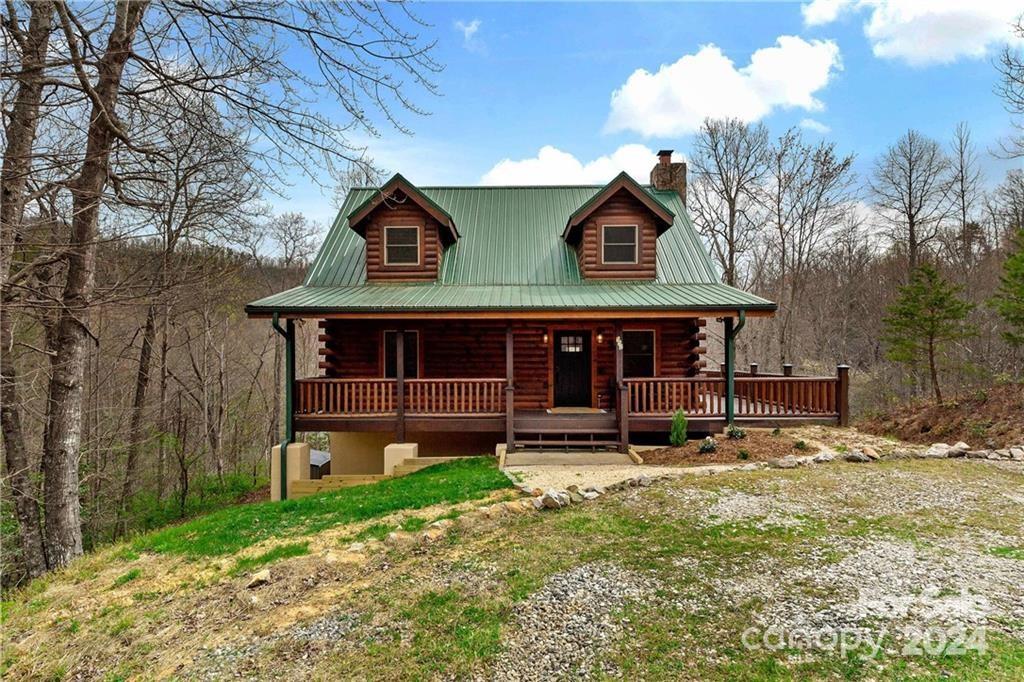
[277,1,1022,224]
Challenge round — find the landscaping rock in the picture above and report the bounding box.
[769,455,799,469]
[636,475,653,487]
[531,497,546,511]
[583,485,606,495]
[568,490,585,504]
[346,542,366,553]
[844,450,872,463]
[922,443,951,458]
[966,450,990,459]
[994,449,1012,459]
[1011,447,1024,461]
[582,491,600,500]
[421,527,447,543]
[541,489,570,509]
[246,570,271,589]
[813,452,835,463]
[739,463,761,471]
[861,446,880,460]
[385,531,417,548]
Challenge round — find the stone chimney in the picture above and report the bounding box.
[650,149,686,205]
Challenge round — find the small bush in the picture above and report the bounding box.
[737,449,750,460]
[771,427,782,436]
[670,410,688,447]
[794,440,809,451]
[725,425,747,440]
[834,443,849,453]
[698,437,717,454]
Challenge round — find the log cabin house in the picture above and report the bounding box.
[247,152,849,496]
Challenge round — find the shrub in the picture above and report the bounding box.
[698,437,717,454]
[670,409,688,447]
[737,449,750,460]
[771,427,782,437]
[794,440,809,451]
[725,425,747,440]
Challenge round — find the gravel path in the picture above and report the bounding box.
[486,563,659,681]
[506,463,744,492]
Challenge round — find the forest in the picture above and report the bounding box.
[2,2,1023,588]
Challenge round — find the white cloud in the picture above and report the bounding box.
[800,118,832,134]
[802,0,1022,66]
[605,36,841,137]
[454,19,484,53]
[480,144,682,186]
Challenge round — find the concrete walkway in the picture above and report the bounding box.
[504,450,634,467]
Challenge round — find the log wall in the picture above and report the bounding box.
[317,318,705,410]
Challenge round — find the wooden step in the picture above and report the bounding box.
[513,439,619,449]
[515,428,619,435]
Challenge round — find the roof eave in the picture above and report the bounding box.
[562,172,675,242]
[346,173,459,242]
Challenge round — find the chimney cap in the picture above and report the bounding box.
[656,149,674,158]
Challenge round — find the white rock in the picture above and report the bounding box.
[921,443,951,458]
[813,452,835,463]
[246,569,271,589]
[770,455,799,469]
[845,450,872,463]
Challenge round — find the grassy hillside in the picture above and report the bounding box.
[3,456,1023,680]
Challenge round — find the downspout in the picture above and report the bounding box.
[724,310,746,426]
[271,313,295,500]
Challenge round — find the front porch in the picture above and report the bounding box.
[291,367,850,451]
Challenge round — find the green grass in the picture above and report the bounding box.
[111,569,141,588]
[230,542,310,576]
[133,457,510,558]
[990,546,1024,560]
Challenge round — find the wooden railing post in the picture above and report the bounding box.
[783,363,793,377]
[615,323,628,453]
[505,326,515,452]
[837,364,850,426]
[396,331,405,442]
[749,362,758,376]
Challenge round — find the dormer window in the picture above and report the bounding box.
[383,226,420,265]
[602,225,638,265]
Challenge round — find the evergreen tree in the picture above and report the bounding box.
[883,265,974,404]
[990,229,1024,347]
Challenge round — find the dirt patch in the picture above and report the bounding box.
[858,383,1024,448]
[641,430,806,465]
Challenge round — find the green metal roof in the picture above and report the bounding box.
[247,182,776,314]
[247,282,775,314]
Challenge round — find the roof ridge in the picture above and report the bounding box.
[348,184,652,190]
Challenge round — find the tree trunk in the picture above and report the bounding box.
[0,0,55,580]
[42,0,148,569]
[118,302,157,533]
[928,336,942,405]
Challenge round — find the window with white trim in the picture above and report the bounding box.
[383,226,420,265]
[602,225,638,264]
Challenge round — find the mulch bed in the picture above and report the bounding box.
[640,430,810,466]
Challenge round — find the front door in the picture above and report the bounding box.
[554,331,591,406]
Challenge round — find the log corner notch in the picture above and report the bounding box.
[271,313,295,500]
[836,364,850,426]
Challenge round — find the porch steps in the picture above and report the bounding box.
[512,429,619,452]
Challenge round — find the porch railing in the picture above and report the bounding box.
[624,375,840,418]
[405,378,506,415]
[294,377,506,417]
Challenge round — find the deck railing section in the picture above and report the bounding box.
[294,377,506,417]
[624,375,840,418]
[405,378,505,415]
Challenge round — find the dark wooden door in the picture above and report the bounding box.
[554,331,591,406]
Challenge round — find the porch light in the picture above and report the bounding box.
[615,335,623,350]
[542,333,549,344]
[597,333,604,343]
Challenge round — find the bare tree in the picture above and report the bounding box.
[996,17,1024,158]
[332,154,384,209]
[946,122,984,266]
[688,118,770,286]
[268,213,321,271]
[0,0,54,577]
[760,129,856,366]
[869,129,951,273]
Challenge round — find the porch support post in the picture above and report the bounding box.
[724,311,745,426]
[271,313,295,500]
[615,323,628,454]
[505,326,515,452]
[837,364,850,426]
[396,330,405,443]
